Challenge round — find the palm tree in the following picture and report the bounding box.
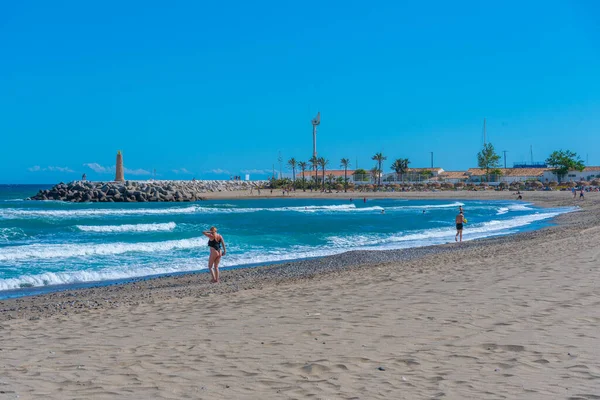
[371,152,387,187]
[298,161,308,192]
[309,156,319,190]
[370,166,380,185]
[340,158,350,192]
[327,173,335,192]
[390,158,410,182]
[287,158,297,189]
[318,157,329,192]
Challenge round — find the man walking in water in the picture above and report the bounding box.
[455,211,465,242]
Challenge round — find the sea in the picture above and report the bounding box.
[0,184,573,298]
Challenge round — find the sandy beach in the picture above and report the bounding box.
[1,191,599,399]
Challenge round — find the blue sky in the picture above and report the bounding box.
[1,1,599,183]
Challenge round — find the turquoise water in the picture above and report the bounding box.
[0,184,572,295]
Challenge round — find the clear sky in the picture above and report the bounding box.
[1,0,599,183]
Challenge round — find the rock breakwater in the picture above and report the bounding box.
[29,180,266,202]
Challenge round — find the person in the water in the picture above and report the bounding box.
[202,226,227,283]
[455,211,465,242]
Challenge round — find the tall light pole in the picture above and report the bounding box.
[278,151,283,179]
[430,152,434,169]
[503,150,508,169]
[311,112,321,159]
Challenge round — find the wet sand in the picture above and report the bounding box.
[1,191,599,399]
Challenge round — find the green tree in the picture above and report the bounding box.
[340,158,351,192]
[390,158,410,182]
[371,152,387,187]
[420,170,433,180]
[327,173,335,192]
[370,166,380,185]
[352,168,369,182]
[287,158,297,188]
[546,150,585,182]
[477,143,501,182]
[298,161,308,191]
[318,157,329,191]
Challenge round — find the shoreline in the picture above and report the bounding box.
[0,191,587,320]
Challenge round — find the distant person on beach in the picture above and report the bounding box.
[572,187,576,199]
[580,188,585,200]
[202,226,226,283]
[455,211,465,242]
[363,197,366,203]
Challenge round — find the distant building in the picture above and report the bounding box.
[542,166,600,182]
[438,171,469,183]
[466,168,547,183]
[381,168,445,183]
[299,169,356,182]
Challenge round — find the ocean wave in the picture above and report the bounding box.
[0,204,370,219]
[327,210,567,248]
[76,222,176,233]
[0,227,27,242]
[0,247,343,291]
[0,205,202,219]
[387,201,465,210]
[0,263,201,291]
[507,204,533,211]
[496,207,509,215]
[0,236,205,262]
[195,204,368,213]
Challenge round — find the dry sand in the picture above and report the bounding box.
[1,191,599,399]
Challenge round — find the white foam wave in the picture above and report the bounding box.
[0,263,200,291]
[195,204,367,213]
[388,201,465,210]
[327,210,566,248]
[507,204,533,211]
[0,244,356,291]
[0,205,202,219]
[496,207,509,215]
[0,237,204,261]
[0,204,369,219]
[76,222,176,233]
[0,227,26,242]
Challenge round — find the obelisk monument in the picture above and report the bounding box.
[115,151,125,182]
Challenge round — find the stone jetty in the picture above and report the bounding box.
[29,180,267,202]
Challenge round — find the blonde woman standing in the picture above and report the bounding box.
[202,226,226,283]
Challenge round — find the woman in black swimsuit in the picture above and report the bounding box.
[202,226,227,283]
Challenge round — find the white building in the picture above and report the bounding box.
[465,168,547,183]
[438,171,469,183]
[542,167,600,182]
[382,168,445,183]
